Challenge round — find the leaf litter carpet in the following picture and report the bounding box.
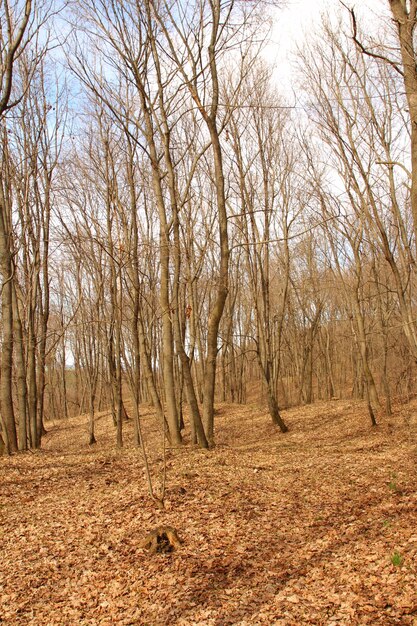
[1,399,416,625]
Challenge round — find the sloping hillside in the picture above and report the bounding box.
[1,400,416,625]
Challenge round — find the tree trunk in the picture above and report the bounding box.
[202,124,229,446]
[12,285,28,450]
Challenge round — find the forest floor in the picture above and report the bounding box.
[1,398,417,626]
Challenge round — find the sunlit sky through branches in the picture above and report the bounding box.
[263,0,392,95]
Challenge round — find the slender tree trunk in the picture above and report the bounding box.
[351,298,380,411]
[27,309,38,447]
[88,389,96,445]
[202,125,229,446]
[12,285,28,450]
[36,197,51,442]
[60,311,69,420]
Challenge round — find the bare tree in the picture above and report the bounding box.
[0,0,34,453]
[227,64,297,431]
[298,14,417,419]
[347,1,417,257]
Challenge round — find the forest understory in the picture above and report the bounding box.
[1,399,416,626]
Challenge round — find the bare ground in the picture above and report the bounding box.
[1,399,416,625]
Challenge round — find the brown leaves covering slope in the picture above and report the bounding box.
[1,399,416,625]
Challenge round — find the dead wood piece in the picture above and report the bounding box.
[141,526,182,554]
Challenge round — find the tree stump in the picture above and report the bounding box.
[140,526,182,554]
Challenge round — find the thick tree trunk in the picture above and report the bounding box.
[389,0,417,257]
[259,357,288,433]
[0,193,17,453]
[0,279,17,453]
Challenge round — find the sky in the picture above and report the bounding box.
[263,0,391,92]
